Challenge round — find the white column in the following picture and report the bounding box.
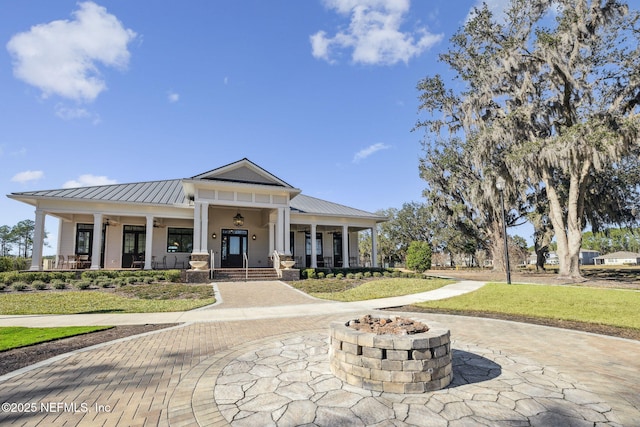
[90,213,103,270]
[310,223,317,268]
[269,221,275,254]
[199,203,209,254]
[342,225,349,268]
[275,208,285,253]
[56,218,64,268]
[144,215,154,270]
[193,202,203,253]
[29,209,46,271]
[371,226,378,268]
[284,208,291,255]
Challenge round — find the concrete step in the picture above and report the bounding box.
[213,268,279,282]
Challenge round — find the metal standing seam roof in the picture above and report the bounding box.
[290,194,384,219]
[9,179,187,206]
[9,180,384,219]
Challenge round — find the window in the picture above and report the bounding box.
[76,224,93,255]
[305,232,323,256]
[167,228,193,253]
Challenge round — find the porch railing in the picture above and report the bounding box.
[210,250,215,280]
[243,252,249,281]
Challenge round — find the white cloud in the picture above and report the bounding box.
[11,170,44,183]
[311,0,443,65]
[6,1,136,102]
[168,91,179,103]
[55,104,101,124]
[353,142,391,162]
[63,174,117,188]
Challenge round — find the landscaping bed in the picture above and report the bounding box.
[0,324,177,376]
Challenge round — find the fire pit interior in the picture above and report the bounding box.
[347,314,429,335]
[330,314,452,393]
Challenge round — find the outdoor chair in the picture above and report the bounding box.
[67,255,79,269]
[56,255,66,269]
[131,255,145,269]
[78,255,91,269]
[173,255,185,269]
[153,255,167,269]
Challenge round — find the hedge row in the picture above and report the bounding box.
[300,268,426,280]
[0,270,182,286]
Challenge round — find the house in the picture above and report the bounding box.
[8,159,387,272]
[527,249,600,266]
[593,251,640,266]
[579,249,600,265]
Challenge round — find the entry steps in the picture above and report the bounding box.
[212,268,280,282]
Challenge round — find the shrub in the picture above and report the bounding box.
[164,270,182,282]
[354,273,364,280]
[32,280,48,290]
[373,272,382,278]
[406,241,432,272]
[0,283,5,291]
[336,273,344,279]
[126,277,138,285]
[74,280,92,290]
[143,277,154,284]
[317,272,325,279]
[326,273,335,279]
[52,280,66,290]
[363,271,372,278]
[12,282,29,291]
[0,272,20,285]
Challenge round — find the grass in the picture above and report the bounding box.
[0,284,216,315]
[291,277,453,302]
[0,326,112,351]
[414,283,640,330]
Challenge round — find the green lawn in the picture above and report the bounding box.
[415,283,640,330]
[292,278,453,302]
[0,326,112,351]
[0,284,216,315]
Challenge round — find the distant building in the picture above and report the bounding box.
[527,249,600,266]
[593,251,640,266]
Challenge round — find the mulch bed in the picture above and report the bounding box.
[0,324,178,376]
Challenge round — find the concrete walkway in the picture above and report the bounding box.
[0,280,638,426]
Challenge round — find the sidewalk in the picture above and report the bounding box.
[0,280,486,327]
[0,279,638,426]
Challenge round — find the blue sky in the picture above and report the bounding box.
[1,0,514,255]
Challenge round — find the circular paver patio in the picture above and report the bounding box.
[206,332,619,426]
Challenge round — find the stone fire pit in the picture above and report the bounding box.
[329,314,452,393]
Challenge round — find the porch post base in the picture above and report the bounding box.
[185,269,210,284]
[281,268,300,281]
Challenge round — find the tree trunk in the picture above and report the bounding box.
[489,222,506,272]
[543,166,589,281]
[534,243,547,271]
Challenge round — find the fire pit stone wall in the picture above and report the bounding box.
[329,316,452,394]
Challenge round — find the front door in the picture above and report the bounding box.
[221,229,248,268]
[333,232,343,267]
[122,225,146,268]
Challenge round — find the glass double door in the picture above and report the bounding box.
[122,225,146,268]
[221,229,248,268]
